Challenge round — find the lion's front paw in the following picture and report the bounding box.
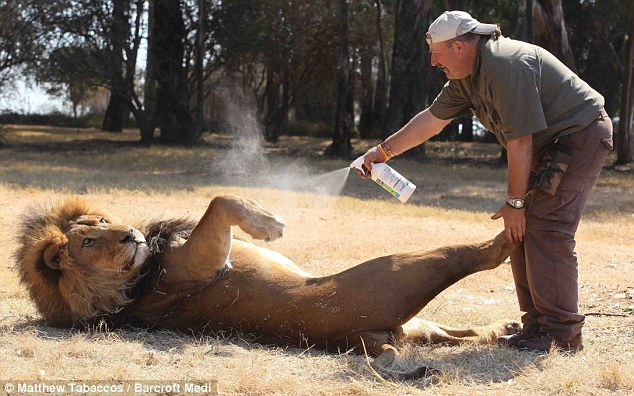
[237,200,285,242]
[255,212,285,242]
[217,196,286,242]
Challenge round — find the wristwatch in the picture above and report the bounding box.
[506,197,525,209]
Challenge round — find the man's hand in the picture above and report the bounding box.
[354,145,385,178]
[491,204,526,243]
[497,134,532,243]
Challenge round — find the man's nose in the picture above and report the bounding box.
[430,53,438,66]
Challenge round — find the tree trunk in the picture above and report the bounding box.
[325,0,352,158]
[518,0,533,43]
[385,0,431,158]
[141,0,157,145]
[153,0,197,145]
[532,0,577,72]
[194,0,205,134]
[359,46,374,138]
[617,0,634,165]
[101,0,129,132]
[263,69,289,143]
[102,91,127,132]
[373,0,388,134]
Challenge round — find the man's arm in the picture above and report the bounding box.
[384,108,451,155]
[361,108,451,171]
[491,134,532,243]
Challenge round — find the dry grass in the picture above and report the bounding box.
[0,125,633,395]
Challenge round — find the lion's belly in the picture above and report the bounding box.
[180,275,404,348]
[239,242,315,278]
[136,241,418,347]
[157,247,377,346]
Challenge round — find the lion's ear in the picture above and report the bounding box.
[43,243,64,270]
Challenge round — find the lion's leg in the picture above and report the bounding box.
[401,317,520,346]
[161,195,285,282]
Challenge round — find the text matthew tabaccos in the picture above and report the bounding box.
[5,381,216,394]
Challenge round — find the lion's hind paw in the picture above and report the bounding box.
[498,319,521,335]
[485,319,522,337]
[505,320,521,335]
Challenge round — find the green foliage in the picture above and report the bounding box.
[564,0,628,115]
[0,0,52,90]
[0,111,102,128]
[213,0,340,104]
[37,47,98,117]
[1,0,630,146]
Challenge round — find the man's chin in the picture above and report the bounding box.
[446,72,466,80]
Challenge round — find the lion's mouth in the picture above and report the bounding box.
[122,242,150,272]
[122,257,136,272]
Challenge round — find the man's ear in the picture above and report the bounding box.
[43,242,64,270]
[452,39,465,52]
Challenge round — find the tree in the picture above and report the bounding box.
[617,1,634,165]
[385,0,431,156]
[37,47,96,118]
[213,0,340,142]
[101,0,131,132]
[325,0,353,158]
[143,0,158,144]
[564,0,630,164]
[373,0,390,136]
[355,0,392,139]
[193,0,206,133]
[356,0,377,139]
[0,1,49,94]
[152,0,197,145]
[532,0,577,72]
[39,0,155,143]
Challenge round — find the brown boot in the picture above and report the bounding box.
[497,324,541,347]
[517,332,583,353]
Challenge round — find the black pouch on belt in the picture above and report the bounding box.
[532,142,573,196]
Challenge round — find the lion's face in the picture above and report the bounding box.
[61,215,149,275]
[14,197,151,326]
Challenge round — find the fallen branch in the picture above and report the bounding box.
[360,337,393,385]
[584,312,629,317]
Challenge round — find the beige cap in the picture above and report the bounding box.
[426,11,498,45]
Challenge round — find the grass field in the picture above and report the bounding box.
[0,125,633,395]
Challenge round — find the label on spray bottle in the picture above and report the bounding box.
[371,163,416,203]
[350,156,416,203]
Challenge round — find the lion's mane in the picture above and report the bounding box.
[13,197,196,327]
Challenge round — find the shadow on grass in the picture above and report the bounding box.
[6,317,543,386]
[427,345,545,383]
[0,133,628,215]
[0,137,511,214]
[5,317,273,359]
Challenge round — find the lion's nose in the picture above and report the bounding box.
[120,232,135,244]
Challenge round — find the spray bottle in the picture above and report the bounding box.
[350,156,416,203]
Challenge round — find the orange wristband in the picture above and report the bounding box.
[377,144,389,161]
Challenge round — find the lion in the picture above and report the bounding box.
[14,195,519,379]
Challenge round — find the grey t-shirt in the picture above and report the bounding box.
[430,36,604,160]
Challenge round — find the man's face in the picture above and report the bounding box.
[429,40,472,80]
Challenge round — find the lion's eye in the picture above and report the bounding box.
[99,218,108,224]
[81,238,94,247]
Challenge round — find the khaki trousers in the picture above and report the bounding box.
[510,110,613,340]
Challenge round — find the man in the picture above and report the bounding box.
[358,11,613,353]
